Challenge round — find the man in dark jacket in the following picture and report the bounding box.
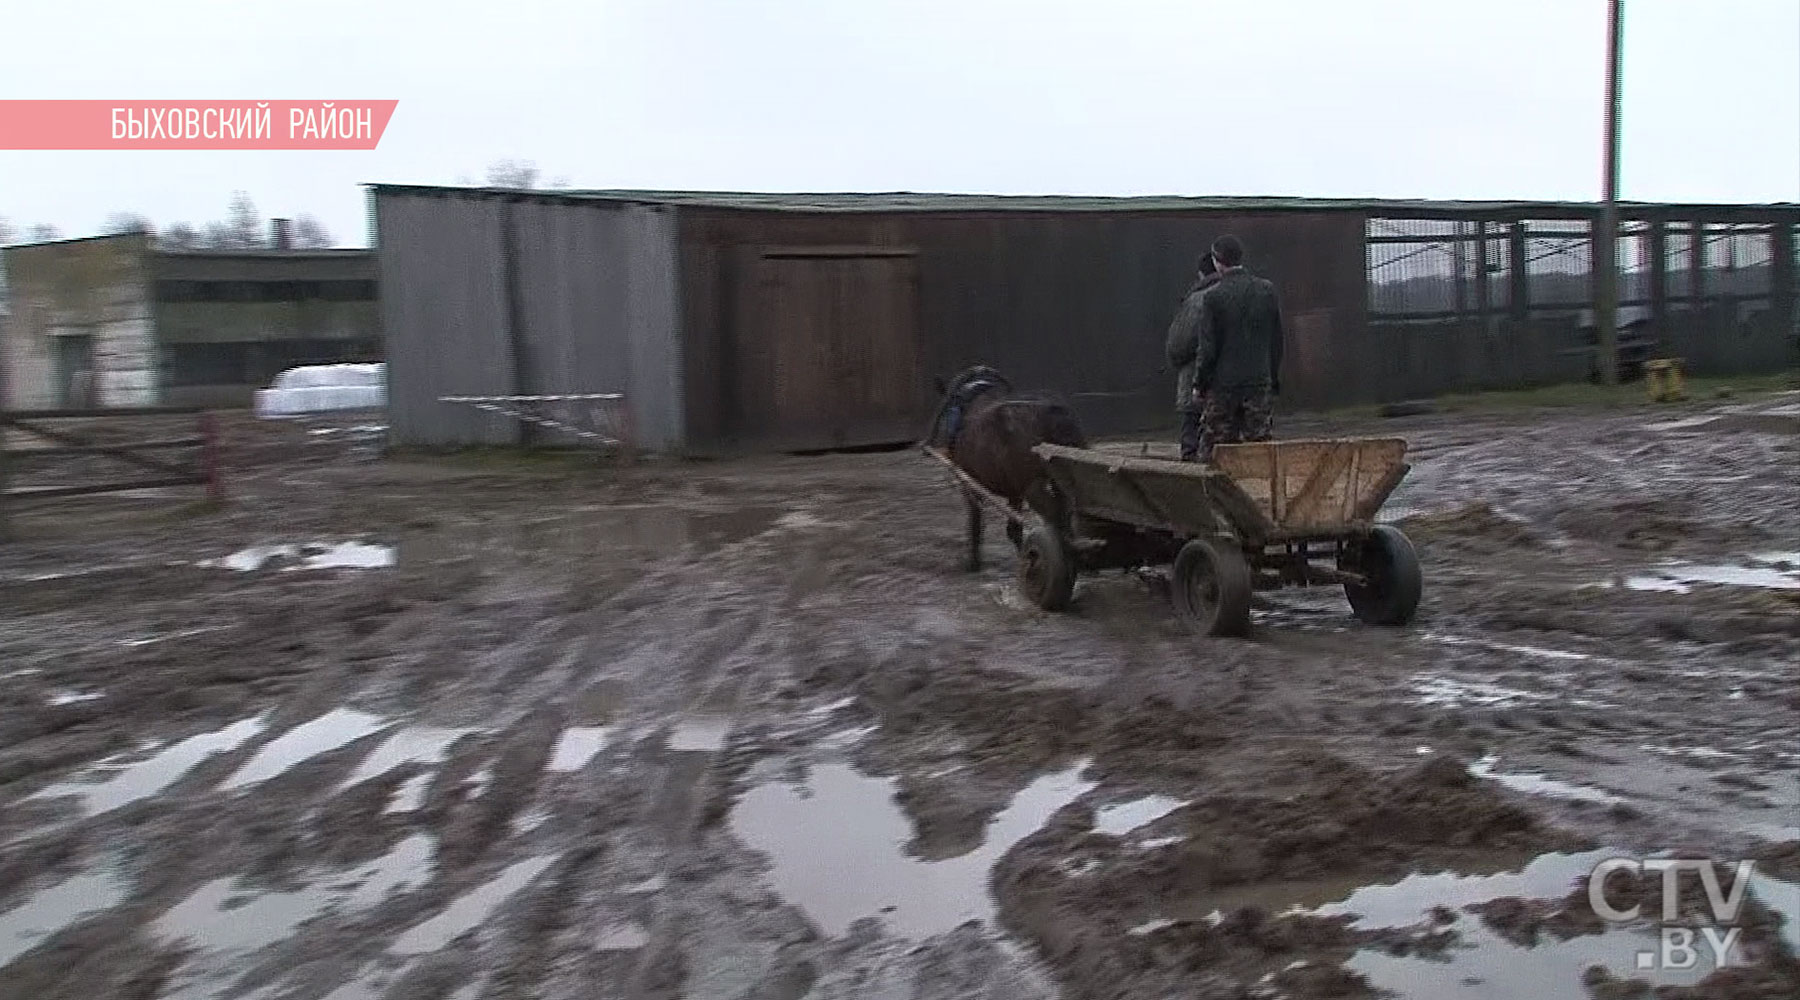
[1164,253,1223,461]
[1185,234,1285,463]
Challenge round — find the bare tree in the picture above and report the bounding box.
[27,223,61,242]
[292,214,333,249]
[158,222,200,251]
[486,159,539,189]
[102,212,155,237]
[222,191,265,249]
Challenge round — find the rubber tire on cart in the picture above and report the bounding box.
[1341,524,1423,626]
[1171,537,1253,638]
[1018,525,1077,612]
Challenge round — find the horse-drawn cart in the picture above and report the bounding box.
[1014,438,1422,636]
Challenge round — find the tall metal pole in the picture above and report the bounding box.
[1596,0,1624,385]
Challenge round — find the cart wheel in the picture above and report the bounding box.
[1342,525,1423,626]
[1017,525,1076,612]
[1171,537,1252,638]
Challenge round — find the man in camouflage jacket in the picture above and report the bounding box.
[1167,234,1286,463]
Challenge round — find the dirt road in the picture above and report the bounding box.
[2,394,1797,1000]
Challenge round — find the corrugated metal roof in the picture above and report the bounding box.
[154,248,373,259]
[364,183,1800,215]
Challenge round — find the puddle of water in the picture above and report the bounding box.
[1756,872,1800,955]
[342,727,475,788]
[1410,676,1550,709]
[30,715,268,816]
[1425,634,1593,662]
[595,922,649,950]
[204,541,395,573]
[1094,796,1187,836]
[666,717,731,753]
[221,709,389,791]
[154,836,441,984]
[1128,917,1178,936]
[47,690,104,707]
[328,834,437,911]
[465,767,493,799]
[511,808,551,836]
[1604,554,1800,594]
[119,626,227,648]
[1165,848,1759,996]
[729,758,1097,938]
[385,773,434,814]
[0,864,130,967]
[389,855,559,955]
[1639,744,1741,763]
[1614,575,1693,593]
[774,511,828,530]
[817,725,881,751]
[546,727,611,772]
[1347,913,1704,998]
[157,878,332,955]
[1346,869,1800,997]
[316,971,386,1000]
[1468,756,1623,806]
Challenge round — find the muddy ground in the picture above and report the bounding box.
[1,392,1797,1000]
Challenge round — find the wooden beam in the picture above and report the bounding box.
[8,476,208,500]
[1353,462,1413,521]
[1,405,206,420]
[921,446,1022,525]
[1282,442,1355,527]
[7,437,204,458]
[6,421,193,477]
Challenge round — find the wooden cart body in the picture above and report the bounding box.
[1033,437,1410,547]
[1015,438,1421,632]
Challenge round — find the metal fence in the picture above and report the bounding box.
[1360,207,1797,392]
[1368,214,1794,321]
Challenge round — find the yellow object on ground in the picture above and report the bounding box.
[1645,358,1687,402]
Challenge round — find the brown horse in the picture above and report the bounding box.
[924,365,1089,572]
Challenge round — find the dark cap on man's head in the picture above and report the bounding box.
[1210,234,1245,268]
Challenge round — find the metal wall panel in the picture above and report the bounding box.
[376,191,684,451]
[623,206,685,454]
[508,199,633,445]
[375,191,515,446]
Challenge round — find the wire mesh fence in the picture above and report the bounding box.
[1367,213,1795,321]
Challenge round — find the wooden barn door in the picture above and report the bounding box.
[736,247,923,450]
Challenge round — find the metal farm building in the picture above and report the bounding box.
[369,185,1799,456]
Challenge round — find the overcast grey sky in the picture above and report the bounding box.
[3,0,1796,246]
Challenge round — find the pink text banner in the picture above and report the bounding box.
[0,100,399,150]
